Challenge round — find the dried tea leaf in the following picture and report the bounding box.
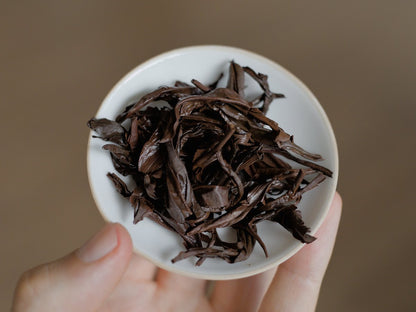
[87,118,127,146]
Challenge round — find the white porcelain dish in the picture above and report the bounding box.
[87,45,338,280]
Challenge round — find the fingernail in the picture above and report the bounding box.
[77,224,118,263]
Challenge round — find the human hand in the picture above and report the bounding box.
[12,192,342,312]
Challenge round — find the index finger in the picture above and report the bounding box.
[259,192,342,312]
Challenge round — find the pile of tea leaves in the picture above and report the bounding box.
[88,61,332,265]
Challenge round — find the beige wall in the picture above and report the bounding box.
[1,1,415,311]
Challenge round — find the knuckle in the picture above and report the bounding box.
[15,269,37,300]
[14,265,51,302]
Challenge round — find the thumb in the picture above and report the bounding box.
[12,223,133,312]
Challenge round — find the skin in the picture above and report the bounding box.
[12,192,342,312]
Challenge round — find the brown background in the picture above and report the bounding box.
[1,1,415,311]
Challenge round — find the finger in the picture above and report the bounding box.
[259,192,342,312]
[100,254,159,311]
[123,253,158,281]
[210,267,277,312]
[155,269,207,308]
[12,223,133,312]
[156,269,207,294]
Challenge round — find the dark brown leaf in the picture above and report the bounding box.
[106,173,131,197]
[87,118,126,146]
